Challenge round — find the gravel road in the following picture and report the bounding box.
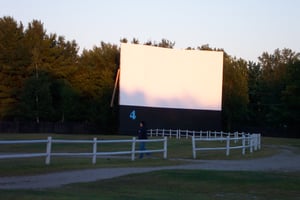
[0,146,299,190]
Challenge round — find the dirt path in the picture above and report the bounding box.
[0,147,299,190]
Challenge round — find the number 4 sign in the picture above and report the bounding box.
[129,110,136,120]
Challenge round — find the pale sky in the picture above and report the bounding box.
[1,0,299,62]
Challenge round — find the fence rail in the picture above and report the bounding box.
[192,133,261,159]
[0,137,168,165]
[147,128,261,159]
[0,129,261,163]
[148,128,252,139]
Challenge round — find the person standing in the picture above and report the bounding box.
[138,121,148,158]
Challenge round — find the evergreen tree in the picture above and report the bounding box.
[0,17,27,119]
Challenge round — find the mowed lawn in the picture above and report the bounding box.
[0,134,299,199]
[1,170,300,200]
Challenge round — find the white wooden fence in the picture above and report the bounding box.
[148,129,261,159]
[0,137,168,165]
[148,128,255,139]
[192,133,261,159]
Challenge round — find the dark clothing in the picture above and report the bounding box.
[139,142,146,158]
[138,124,148,158]
[138,126,147,139]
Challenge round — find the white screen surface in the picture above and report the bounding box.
[119,43,223,111]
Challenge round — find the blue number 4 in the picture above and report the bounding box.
[129,110,136,120]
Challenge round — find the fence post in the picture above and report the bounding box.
[250,135,253,153]
[258,134,261,150]
[163,137,167,159]
[186,130,188,139]
[192,136,196,159]
[221,131,226,143]
[255,134,259,151]
[242,135,246,155]
[226,136,230,156]
[234,132,238,143]
[92,138,97,164]
[45,136,52,165]
[253,134,257,151]
[131,137,136,161]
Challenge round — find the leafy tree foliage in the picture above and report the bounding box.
[222,54,249,131]
[143,38,175,48]
[281,60,300,134]
[247,61,263,124]
[18,71,54,121]
[1,16,299,136]
[248,48,300,137]
[0,17,27,119]
[71,42,119,128]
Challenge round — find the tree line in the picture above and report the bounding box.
[0,16,299,137]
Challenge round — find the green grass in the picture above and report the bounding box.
[1,170,299,200]
[0,157,184,177]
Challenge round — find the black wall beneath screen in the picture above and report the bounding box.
[119,105,222,134]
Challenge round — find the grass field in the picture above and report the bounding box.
[0,134,299,199]
[1,170,299,200]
